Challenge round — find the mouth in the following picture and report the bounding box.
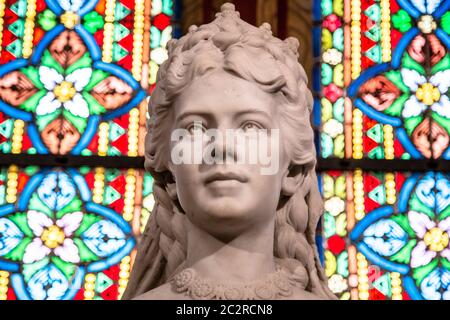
[204,171,248,185]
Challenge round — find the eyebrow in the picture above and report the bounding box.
[175,111,212,123]
[232,108,272,120]
[175,108,272,123]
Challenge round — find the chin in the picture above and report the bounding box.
[203,200,270,234]
[203,199,251,221]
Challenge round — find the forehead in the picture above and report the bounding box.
[173,70,279,119]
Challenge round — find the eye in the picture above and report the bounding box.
[242,121,262,132]
[186,122,206,134]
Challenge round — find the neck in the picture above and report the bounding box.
[185,218,276,283]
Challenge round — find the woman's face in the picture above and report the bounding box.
[168,70,291,240]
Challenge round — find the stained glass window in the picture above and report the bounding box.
[0,166,155,300]
[0,0,176,300]
[316,0,450,300]
[0,0,177,157]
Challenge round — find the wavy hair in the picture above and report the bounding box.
[122,3,336,300]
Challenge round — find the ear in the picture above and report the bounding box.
[281,164,306,196]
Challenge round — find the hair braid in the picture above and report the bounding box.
[122,180,188,298]
[274,169,336,299]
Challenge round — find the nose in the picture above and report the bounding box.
[206,129,239,164]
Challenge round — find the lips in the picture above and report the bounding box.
[204,171,248,184]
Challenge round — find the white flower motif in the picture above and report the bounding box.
[65,68,92,91]
[36,66,92,119]
[408,211,450,268]
[23,238,51,264]
[430,71,450,94]
[403,96,427,118]
[430,71,450,118]
[409,211,436,238]
[39,66,64,91]
[402,69,427,92]
[401,68,450,119]
[53,239,80,263]
[64,93,89,118]
[410,241,437,268]
[431,96,450,119]
[23,210,83,264]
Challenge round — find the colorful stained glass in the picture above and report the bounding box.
[317,0,450,300]
[0,166,155,300]
[0,0,175,157]
[320,170,450,300]
[317,0,450,160]
[0,0,176,300]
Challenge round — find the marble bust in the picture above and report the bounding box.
[122,3,336,300]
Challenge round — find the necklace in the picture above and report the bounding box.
[170,266,299,300]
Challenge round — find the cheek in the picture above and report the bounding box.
[248,172,283,208]
[171,165,202,210]
[171,162,200,182]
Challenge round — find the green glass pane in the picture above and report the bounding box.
[408,193,435,219]
[52,256,77,280]
[4,237,31,261]
[23,258,50,282]
[392,9,412,33]
[8,212,34,237]
[57,198,83,219]
[75,213,102,236]
[73,238,99,262]
[389,239,416,264]
[413,259,439,286]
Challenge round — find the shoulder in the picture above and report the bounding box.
[133,283,191,300]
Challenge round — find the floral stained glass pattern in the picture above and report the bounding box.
[0,32,144,155]
[0,0,176,300]
[349,2,450,159]
[321,170,450,300]
[0,166,155,300]
[0,0,175,156]
[350,172,450,300]
[317,0,450,300]
[317,0,450,160]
